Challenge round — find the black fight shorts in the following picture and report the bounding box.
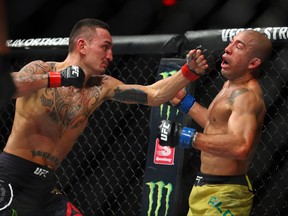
[0,152,82,216]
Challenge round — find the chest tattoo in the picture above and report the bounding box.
[40,87,101,136]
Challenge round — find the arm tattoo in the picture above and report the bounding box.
[17,61,51,83]
[227,88,249,104]
[113,87,148,104]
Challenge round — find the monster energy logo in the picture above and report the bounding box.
[159,70,179,119]
[146,181,173,216]
[11,209,18,216]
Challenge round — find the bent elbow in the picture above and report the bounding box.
[236,145,251,161]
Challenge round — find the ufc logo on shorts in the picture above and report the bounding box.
[160,121,171,141]
[196,175,203,183]
[34,167,49,177]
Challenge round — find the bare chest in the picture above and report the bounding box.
[207,90,232,127]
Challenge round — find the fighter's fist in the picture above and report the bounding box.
[48,66,85,88]
[158,120,181,148]
[181,45,214,81]
[158,120,198,148]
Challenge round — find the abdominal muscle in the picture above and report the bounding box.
[4,129,82,170]
[200,152,249,176]
[3,108,87,170]
[199,123,250,176]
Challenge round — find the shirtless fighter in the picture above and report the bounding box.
[159,30,272,216]
[0,18,208,215]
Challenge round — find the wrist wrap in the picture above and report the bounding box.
[48,72,61,88]
[181,64,200,81]
[175,94,196,114]
[179,127,197,148]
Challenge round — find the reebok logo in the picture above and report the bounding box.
[34,167,49,177]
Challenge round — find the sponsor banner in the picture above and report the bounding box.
[221,27,288,42]
[141,58,195,216]
[184,26,288,52]
[154,138,175,165]
[6,27,288,55]
[7,38,69,48]
[6,27,288,50]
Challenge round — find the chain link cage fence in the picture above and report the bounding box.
[1,28,288,216]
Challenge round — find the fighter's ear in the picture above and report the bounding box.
[248,57,261,69]
[77,38,86,54]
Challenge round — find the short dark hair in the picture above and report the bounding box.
[68,18,110,52]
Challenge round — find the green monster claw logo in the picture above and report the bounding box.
[11,209,18,216]
[159,70,179,119]
[0,209,18,215]
[146,181,173,216]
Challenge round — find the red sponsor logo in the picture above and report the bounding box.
[154,138,175,165]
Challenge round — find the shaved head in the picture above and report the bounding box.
[240,30,272,64]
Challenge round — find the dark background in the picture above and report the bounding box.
[5,0,288,39]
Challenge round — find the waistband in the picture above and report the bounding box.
[194,172,252,188]
[0,151,56,183]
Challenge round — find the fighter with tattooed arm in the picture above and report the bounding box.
[0,18,208,215]
[159,30,272,215]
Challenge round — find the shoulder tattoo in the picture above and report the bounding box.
[227,88,249,104]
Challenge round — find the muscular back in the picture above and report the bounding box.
[4,61,105,169]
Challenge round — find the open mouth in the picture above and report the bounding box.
[221,56,229,68]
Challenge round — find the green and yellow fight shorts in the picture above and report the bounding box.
[187,172,254,216]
